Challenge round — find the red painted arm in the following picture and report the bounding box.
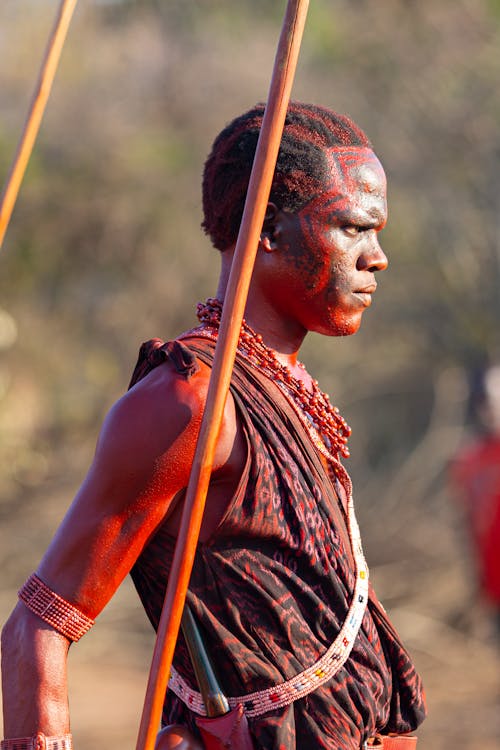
[1,359,238,737]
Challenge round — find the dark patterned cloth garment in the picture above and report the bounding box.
[129,336,426,750]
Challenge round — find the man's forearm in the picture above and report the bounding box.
[1,603,70,738]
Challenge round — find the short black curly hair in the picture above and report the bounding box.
[202,101,371,251]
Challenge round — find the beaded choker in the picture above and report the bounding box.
[195,298,351,461]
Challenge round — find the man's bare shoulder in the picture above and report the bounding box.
[97,355,212,466]
[125,351,213,420]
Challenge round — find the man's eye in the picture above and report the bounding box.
[342,226,360,237]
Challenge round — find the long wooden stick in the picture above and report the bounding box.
[0,0,78,249]
[135,2,309,749]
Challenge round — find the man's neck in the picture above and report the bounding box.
[243,299,307,371]
[199,295,314,390]
[216,249,308,372]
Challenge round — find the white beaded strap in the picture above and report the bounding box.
[169,487,369,719]
[1,734,73,750]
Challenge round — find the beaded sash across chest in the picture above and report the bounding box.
[169,299,369,718]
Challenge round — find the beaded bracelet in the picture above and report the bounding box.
[18,573,94,642]
[0,734,73,750]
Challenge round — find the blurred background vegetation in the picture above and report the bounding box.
[1,1,499,749]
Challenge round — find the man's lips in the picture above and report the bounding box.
[355,283,377,294]
[353,283,377,306]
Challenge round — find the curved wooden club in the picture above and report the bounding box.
[0,0,78,249]
[135,2,310,750]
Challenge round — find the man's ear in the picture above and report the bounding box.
[260,202,279,252]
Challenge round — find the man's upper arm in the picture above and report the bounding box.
[34,363,209,619]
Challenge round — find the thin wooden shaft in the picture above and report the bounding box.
[0,0,78,249]
[135,2,309,749]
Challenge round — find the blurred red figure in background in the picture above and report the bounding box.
[451,365,500,633]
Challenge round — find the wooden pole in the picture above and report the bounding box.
[135,2,309,749]
[0,0,78,249]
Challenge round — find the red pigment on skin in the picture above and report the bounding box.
[267,148,388,339]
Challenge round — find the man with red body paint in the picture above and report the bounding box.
[1,103,426,750]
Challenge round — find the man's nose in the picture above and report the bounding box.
[357,234,388,272]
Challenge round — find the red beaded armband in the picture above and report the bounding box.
[0,734,73,750]
[18,573,94,642]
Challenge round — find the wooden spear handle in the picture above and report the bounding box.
[135,2,309,749]
[0,0,78,249]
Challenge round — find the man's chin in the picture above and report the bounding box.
[317,315,363,338]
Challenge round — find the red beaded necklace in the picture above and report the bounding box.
[195,298,351,460]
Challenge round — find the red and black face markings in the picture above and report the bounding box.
[284,147,387,286]
[263,147,387,339]
[300,147,387,225]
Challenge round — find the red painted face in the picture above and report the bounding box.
[270,147,388,337]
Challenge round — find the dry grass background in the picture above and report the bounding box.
[1,2,499,748]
